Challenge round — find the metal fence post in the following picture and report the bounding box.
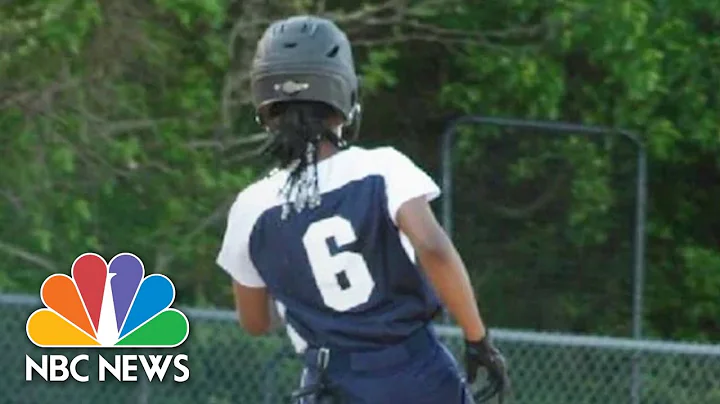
[630,146,648,404]
[438,116,648,404]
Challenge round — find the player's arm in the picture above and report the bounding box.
[396,197,486,341]
[231,283,273,335]
[385,147,509,396]
[217,196,280,336]
[398,197,510,398]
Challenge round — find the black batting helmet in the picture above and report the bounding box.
[250,15,361,127]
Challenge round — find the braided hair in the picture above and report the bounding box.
[262,101,347,220]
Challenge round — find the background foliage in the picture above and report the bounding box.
[1,0,718,343]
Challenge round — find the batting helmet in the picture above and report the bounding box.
[250,15,361,127]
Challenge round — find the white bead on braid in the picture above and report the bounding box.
[279,141,322,220]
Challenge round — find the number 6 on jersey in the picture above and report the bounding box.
[302,216,375,312]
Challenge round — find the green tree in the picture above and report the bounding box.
[1,0,718,342]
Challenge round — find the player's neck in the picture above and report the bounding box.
[316,140,341,162]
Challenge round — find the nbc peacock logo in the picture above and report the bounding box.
[25,253,191,383]
[26,252,189,348]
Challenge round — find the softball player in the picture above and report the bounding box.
[216,15,509,403]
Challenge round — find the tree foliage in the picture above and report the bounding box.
[1,0,718,342]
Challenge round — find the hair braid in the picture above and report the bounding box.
[262,101,346,219]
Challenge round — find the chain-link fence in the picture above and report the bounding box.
[2,292,719,404]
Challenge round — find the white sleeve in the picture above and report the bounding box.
[383,147,441,224]
[215,196,266,288]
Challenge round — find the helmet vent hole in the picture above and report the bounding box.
[283,42,298,48]
[326,45,339,58]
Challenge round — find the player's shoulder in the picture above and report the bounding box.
[350,145,406,157]
[240,169,287,199]
[344,145,413,168]
[227,170,287,222]
[324,146,414,186]
[365,146,419,174]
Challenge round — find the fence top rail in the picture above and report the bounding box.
[3,292,718,357]
[434,326,720,356]
[442,115,644,147]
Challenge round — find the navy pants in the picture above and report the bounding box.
[297,326,474,404]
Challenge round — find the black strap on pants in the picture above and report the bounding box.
[291,348,342,404]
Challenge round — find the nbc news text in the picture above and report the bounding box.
[26,354,190,383]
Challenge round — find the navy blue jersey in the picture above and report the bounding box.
[216,146,442,352]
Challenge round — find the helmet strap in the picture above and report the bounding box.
[343,103,362,143]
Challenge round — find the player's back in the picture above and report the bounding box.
[218,146,442,352]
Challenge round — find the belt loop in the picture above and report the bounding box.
[317,347,330,371]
